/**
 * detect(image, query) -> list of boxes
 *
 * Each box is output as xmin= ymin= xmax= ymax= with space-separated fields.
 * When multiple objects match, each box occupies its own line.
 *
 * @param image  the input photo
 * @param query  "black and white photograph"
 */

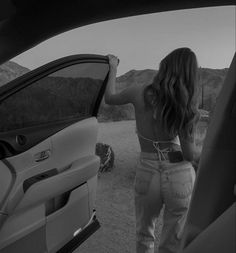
xmin=0 ymin=1 xmax=235 ymax=253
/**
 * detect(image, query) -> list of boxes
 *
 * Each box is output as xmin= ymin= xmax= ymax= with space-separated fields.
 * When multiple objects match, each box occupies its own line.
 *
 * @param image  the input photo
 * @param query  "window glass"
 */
xmin=0 ymin=62 xmax=108 ymax=132
xmin=0 ymin=6 xmax=234 ymax=153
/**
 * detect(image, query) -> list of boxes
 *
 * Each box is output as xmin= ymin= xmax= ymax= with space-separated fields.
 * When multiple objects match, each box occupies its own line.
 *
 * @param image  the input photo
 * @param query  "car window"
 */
xmin=0 ymin=5 xmax=235 ymax=253
xmin=0 ymin=62 xmax=108 ymax=132
xmin=0 ymin=6 xmax=234 ymax=152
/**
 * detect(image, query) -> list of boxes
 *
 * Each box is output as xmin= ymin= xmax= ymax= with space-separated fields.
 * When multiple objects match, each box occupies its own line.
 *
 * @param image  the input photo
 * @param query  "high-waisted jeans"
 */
xmin=134 ymin=152 xmax=195 ymax=253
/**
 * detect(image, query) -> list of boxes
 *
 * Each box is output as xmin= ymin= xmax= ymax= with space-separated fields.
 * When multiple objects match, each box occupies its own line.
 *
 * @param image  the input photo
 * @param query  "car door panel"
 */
xmin=0 ymin=162 xmax=14 ymax=209
xmin=3 ymin=117 xmax=98 ymax=176
xmin=181 ymin=203 xmax=236 ymax=253
xmin=46 ymin=183 xmax=90 ymax=253
xmin=0 ymin=118 xmax=81 ymax=157
xmin=0 ymin=138 xmax=53 ymax=214
xmin=0 ymin=55 xmax=109 ymax=252
xmin=12 ymin=155 xmax=99 ymax=214
xmin=0 ymin=204 xmax=46 ymax=250
xmin=180 ymin=53 xmax=236 ymax=251
xmin=0 ymin=117 xmax=100 ymax=251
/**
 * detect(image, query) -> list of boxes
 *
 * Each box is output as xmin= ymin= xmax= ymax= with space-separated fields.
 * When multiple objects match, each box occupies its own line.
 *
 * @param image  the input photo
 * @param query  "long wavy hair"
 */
xmin=144 ymin=47 xmax=200 ymax=138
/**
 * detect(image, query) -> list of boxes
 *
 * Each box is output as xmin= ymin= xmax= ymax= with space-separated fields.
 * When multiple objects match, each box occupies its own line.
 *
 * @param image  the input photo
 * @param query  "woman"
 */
xmin=105 ymin=48 xmax=200 ymax=253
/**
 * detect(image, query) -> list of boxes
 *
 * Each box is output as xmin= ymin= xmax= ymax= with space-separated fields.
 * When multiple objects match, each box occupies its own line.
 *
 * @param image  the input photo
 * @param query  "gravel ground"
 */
xmin=77 ymin=120 xmax=163 ymax=253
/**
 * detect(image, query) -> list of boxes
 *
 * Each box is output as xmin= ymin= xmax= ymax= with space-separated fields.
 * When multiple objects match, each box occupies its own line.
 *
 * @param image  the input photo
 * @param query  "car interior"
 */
xmin=0 ymin=0 xmax=235 ymax=253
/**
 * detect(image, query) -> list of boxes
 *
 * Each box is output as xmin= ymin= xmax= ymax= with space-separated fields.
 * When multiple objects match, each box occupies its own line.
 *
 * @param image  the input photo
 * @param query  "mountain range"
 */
xmin=0 ymin=61 xmax=228 ymax=121
xmin=0 ymin=61 xmax=29 ymax=86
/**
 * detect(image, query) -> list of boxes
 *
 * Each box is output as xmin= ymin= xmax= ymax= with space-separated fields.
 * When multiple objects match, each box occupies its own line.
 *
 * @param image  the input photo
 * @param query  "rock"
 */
xmin=96 ymin=143 xmax=115 ymax=172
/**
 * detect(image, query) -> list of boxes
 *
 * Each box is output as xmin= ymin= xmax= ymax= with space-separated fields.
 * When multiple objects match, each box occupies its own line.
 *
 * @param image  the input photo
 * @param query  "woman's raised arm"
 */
xmin=105 ymin=54 xmax=136 ymax=105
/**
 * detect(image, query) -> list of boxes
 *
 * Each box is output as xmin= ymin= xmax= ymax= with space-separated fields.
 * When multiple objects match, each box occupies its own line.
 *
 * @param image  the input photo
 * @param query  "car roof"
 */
xmin=0 ymin=0 xmax=235 ymax=64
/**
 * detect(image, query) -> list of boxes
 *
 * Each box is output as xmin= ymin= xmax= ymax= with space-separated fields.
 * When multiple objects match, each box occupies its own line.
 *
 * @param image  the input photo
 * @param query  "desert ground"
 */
xmin=77 ymin=120 xmax=207 ymax=253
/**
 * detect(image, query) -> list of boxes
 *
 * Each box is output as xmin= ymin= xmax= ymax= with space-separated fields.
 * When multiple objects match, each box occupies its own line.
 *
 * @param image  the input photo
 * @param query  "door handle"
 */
xmin=34 ymin=150 xmax=51 ymax=162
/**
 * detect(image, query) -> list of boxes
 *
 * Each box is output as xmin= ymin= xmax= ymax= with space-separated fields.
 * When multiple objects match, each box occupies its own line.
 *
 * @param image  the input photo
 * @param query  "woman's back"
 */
xmin=132 ymin=83 xmax=181 ymax=153
xmin=104 ymin=48 xmax=200 ymax=162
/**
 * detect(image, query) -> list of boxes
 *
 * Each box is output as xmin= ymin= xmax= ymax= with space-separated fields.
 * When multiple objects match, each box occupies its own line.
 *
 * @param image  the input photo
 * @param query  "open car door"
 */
xmin=0 ymin=54 xmax=109 ymax=253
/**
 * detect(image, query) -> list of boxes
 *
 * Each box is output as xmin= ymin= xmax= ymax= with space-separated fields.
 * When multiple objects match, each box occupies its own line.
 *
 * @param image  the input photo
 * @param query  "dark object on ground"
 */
xmin=96 ymin=143 xmax=115 ymax=172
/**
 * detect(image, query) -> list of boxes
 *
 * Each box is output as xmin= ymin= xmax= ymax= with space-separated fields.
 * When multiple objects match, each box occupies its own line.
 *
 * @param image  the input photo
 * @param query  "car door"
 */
xmin=180 ymin=53 xmax=236 ymax=253
xmin=0 ymin=54 xmax=109 ymax=253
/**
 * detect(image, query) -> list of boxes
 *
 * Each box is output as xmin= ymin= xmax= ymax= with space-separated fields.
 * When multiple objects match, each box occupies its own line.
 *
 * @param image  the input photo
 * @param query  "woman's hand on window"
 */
xmin=107 ymin=54 xmax=119 ymax=70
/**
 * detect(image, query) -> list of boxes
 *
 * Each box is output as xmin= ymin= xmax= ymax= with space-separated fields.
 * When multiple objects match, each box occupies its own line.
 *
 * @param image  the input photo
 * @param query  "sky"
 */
xmin=13 ymin=6 xmax=235 ymax=76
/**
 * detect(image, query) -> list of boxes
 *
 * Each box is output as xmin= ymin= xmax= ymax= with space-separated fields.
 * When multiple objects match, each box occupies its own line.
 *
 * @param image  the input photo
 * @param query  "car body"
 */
xmin=0 ymin=1 xmax=235 ymax=253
